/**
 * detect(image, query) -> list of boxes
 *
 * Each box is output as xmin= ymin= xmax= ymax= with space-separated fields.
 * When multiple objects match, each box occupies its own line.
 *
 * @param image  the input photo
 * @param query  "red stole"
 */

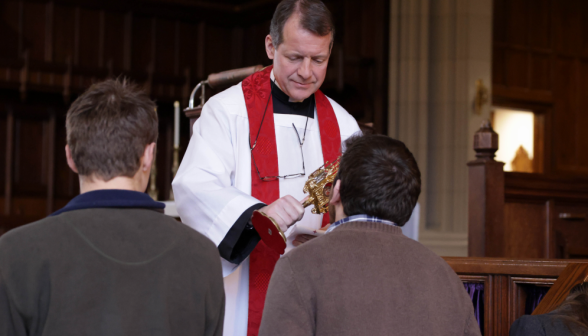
xmin=242 ymin=65 xmax=341 ymax=335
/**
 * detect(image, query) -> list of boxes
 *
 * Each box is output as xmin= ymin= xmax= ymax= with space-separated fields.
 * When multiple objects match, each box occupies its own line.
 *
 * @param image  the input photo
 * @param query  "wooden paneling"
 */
xmin=77 ymin=8 xmax=101 ymax=67
xmin=103 ymin=11 xmax=126 ymax=70
xmin=0 ymin=116 xmax=6 ymax=194
xmin=53 ymin=5 xmax=76 ymax=64
xmin=554 ymin=204 xmax=588 ymax=258
xmin=503 ymin=202 xmax=549 ymax=258
xmin=12 ymin=118 xmax=46 ymax=196
xmin=22 ymin=1 xmax=46 ymax=62
xmin=493 ymin=0 xmax=588 ymax=175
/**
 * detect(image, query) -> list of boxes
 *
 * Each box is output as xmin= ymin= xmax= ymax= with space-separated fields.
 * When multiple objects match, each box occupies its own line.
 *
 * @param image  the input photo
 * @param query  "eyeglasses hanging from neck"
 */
xmin=250 ymin=80 xmax=312 ymax=181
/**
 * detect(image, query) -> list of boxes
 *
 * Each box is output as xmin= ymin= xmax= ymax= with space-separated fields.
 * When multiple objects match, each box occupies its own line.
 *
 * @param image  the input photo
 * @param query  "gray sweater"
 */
xmin=259 ymin=221 xmax=481 ymax=336
xmin=0 ymin=208 xmax=224 ymax=336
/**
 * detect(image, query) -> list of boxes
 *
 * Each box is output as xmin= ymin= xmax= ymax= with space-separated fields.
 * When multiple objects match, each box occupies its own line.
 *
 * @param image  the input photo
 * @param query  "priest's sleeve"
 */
xmin=258 ymin=256 xmax=314 ymax=336
xmin=172 ymin=95 xmax=266 ymax=272
xmin=0 ymin=270 xmax=27 ymax=336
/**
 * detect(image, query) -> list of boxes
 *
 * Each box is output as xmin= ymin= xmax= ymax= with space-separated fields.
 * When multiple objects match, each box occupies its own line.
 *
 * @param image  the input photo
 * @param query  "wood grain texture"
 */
xmin=493 ymin=0 xmax=588 ymax=175
xmin=532 ymin=263 xmax=588 ymax=315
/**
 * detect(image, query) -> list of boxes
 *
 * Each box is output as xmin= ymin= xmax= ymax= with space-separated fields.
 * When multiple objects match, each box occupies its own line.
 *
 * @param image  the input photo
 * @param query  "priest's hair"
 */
xmin=337 ymin=135 xmax=421 ymax=226
xmin=270 ymin=0 xmax=335 ymax=47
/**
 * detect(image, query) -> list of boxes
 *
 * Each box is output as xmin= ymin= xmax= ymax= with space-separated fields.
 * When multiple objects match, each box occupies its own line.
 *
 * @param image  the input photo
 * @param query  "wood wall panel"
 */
xmin=493 ymin=0 xmax=588 ymax=175
xmin=178 ymin=21 xmax=199 ymax=74
xmin=78 ymin=8 xmax=101 ymax=68
xmin=12 ymin=118 xmax=46 ymax=196
xmin=577 ymin=61 xmax=588 ymax=168
xmin=0 ymin=1 xmax=20 ymax=59
xmin=504 ymin=50 xmax=528 ymax=88
xmin=103 ymin=11 xmax=126 ymax=71
xmin=22 ymin=2 xmax=46 ymax=62
xmin=155 ymin=18 xmax=176 ymax=76
xmin=553 ymin=0 xmax=581 ymax=55
xmin=53 ymin=5 xmax=75 ymax=64
xmin=0 ymin=117 xmax=6 ymax=193
xmin=530 ymin=54 xmax=550 ymax=91
xmin=204 ymin=25 xmax=233 ymax=75
xmin=505 ymin=0 xmax=528 ymax=46
xmin=131 ymin=15 xmax=153 ymax=73
xmin=503 ymin=202 xmax=549 ymax=258
xmin=528 ymin=0 xmax=551 ymax=49
xmin=242 ymin=21 xmax=272 ymax=68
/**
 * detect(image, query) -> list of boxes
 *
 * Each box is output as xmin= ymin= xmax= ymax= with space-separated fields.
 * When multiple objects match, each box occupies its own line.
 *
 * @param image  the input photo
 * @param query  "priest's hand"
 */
xmin=259 ymin=195 xmax=305 ymax=233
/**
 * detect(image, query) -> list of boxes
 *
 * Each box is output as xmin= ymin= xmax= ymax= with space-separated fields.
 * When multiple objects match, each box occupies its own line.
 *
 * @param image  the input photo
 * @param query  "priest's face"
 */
xmin=265 ymin=14 xmax=332 ymax=102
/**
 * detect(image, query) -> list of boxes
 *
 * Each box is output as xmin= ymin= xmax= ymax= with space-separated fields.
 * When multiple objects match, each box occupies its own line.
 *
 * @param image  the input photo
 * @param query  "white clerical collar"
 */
xmin=270 ymin=70 xmax=304 ymax=103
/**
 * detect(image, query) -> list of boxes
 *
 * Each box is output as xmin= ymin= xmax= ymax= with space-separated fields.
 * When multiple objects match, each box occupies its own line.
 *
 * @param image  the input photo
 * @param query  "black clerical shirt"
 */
xmin=217 ymin=81 xmax=316 ymax=265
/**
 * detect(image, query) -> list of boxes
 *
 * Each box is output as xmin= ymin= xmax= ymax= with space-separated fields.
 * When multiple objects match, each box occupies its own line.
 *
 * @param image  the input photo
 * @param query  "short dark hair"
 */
xmin=270 ymin=0 xmax=335 ymax=47
xmin=66 ymin=78 xmax=158 ymax=181
xmin=337 ymin=135 xmax=421 ymax=226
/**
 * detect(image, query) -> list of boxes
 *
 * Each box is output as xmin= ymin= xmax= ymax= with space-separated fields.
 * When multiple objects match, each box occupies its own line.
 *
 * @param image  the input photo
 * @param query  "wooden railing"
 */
xmin=444 ymin=257 xmax=588 ymax=336
xmin=532 ymin=263 xmax=588 ymax=315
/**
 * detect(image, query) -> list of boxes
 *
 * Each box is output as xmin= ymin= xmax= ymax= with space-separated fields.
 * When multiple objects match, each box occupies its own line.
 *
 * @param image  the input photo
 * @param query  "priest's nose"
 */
xmin=297 ymin=58 xmax=312 ymax=80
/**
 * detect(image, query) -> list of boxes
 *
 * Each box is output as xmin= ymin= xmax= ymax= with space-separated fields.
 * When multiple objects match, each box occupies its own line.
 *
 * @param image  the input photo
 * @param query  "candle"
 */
xmin=174 ymin=101 xmax=180 ymax=148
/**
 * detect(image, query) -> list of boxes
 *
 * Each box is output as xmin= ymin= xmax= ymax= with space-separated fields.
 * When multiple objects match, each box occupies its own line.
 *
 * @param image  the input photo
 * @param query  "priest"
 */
xmin=172 ymin=1 xmax=360 ymax=335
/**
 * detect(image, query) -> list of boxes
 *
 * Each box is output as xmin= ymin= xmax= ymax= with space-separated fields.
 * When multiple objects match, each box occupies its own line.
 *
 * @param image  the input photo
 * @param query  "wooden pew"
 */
xmin=444 ymin=257 xmax=588 ymax=336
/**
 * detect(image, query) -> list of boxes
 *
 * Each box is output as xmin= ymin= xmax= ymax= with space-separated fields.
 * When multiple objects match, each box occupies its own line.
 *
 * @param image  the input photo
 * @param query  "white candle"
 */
xmin=174 ymin=101 xmax=180 ymax=148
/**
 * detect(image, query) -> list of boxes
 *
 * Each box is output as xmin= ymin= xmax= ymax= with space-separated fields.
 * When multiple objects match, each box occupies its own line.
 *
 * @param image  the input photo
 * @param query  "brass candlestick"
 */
xmin=169 ymin=145 xmax=179 ymax=200
xmin=148 ymin=162 xmax=159 ymax=201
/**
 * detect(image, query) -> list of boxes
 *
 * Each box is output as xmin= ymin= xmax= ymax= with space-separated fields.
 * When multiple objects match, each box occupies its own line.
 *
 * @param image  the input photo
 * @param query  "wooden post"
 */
xmin=467 ymin=120 xmax=505 ymax=257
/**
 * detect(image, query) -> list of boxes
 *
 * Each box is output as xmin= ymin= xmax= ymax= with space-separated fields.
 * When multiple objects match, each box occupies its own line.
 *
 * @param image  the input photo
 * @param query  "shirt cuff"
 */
xmin=218 ymin=203 xmax=265 ymax=265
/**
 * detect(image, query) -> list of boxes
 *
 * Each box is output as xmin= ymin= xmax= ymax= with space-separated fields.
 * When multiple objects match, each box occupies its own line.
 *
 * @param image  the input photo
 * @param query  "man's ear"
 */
xmin=329 ymin=179 xmax=342 ymax=205
xmin=65 ymin=145 xmax=78 ymax=174
xmin=142 ymin=143 xmax=156 ymax=172
xmin=265 ymin=35 xmax=275 ymax=60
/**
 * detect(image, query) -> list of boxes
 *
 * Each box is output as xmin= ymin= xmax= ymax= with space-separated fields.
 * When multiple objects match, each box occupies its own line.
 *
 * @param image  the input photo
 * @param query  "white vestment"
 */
xmin=172 ymin=79 xmax=360 ymax=336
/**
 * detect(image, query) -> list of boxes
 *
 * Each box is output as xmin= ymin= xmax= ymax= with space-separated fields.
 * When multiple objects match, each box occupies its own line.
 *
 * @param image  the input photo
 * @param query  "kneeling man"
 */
xmin=0 ymin=79 xmax=224 ymax=336
xmin=259 ymin=135 xmax=481 ymax=336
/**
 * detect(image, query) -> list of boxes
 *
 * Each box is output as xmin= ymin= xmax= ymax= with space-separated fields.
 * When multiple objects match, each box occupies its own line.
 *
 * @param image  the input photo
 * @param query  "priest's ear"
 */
xmin=65 ymin=145 xmax=79 ymax=174
xmin=265 ymin=35 xmax=276 ymax=60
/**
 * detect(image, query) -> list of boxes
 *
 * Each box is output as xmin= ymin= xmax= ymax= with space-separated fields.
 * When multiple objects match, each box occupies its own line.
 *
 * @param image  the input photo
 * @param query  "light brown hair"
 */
xmin=66 ymin=78 xmax=157 ymax=181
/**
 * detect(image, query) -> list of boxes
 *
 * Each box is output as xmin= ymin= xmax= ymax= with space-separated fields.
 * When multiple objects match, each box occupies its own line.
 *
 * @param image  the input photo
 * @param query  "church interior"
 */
xmin=1 ymin=0 xmax=588 ymax=334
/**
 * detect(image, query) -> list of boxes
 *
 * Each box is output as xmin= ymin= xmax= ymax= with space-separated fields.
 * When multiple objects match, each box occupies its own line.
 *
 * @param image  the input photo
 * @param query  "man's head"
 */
xmin=265 ymin=0 xmax=334 ymax=102
xmin=65 ymin=78 xmax=158 ymax=193
xmin=329 ymin=135 xmax=421 ymax=226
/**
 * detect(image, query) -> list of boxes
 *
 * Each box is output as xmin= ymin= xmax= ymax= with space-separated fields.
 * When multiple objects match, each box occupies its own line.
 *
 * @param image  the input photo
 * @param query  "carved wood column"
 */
xmin=467 ymin=120 xmax=504 ymax=257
